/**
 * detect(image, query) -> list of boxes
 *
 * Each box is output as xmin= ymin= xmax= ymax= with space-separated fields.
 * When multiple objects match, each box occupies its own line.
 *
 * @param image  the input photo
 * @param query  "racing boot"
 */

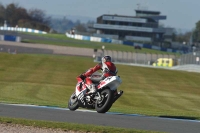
xmin=88 ymin=84 xmax=97 ymax=94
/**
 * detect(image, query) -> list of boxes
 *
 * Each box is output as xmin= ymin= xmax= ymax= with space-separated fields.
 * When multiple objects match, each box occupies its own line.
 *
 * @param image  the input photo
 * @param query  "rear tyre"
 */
xmin=95 ymin=89 xmax=113 ymax=113
xmin=68 ymin=92 xmax=79 ymax=111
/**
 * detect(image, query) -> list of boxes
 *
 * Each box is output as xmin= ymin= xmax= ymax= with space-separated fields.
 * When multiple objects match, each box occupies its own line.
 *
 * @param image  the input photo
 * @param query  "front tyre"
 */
xmin=95 ymin=89 xmax=113 ymax=113
xmin=68 ymin=92 xmax=79 ymax=111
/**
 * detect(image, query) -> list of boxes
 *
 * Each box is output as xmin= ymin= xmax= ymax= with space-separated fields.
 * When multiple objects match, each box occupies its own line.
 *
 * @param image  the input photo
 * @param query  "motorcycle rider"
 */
xmin=77 ymin=55 xmax=118 ymax=94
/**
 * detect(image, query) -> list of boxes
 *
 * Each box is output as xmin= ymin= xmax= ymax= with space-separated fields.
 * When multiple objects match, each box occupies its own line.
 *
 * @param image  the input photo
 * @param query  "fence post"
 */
xmin=156 ymin=53 xmax=158 ymax=60
xmin=117 ymin=51 xmax=118 ymax=62
xmin=112 ymin=50 xmax=114 ymax=61
xmin=122 ymin=51 xmax=124 ymax=63
xmin=132 ymin=52 xmax=134 ymax=63
xmin=127 ymin=51 xmax=128 ymax=63
xmin=135 ymin=51 xmax=138 ymax=64
xmin=184 ymin=54 xmax=187 ymax=65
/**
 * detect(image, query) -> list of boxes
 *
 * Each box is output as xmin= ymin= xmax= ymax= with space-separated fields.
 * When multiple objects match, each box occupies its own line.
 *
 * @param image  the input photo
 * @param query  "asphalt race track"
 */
xmin=0 ymin=103 xmax=199 ymax=133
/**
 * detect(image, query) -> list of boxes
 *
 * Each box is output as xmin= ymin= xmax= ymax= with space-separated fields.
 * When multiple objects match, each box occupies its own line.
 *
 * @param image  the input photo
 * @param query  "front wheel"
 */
xmin=68 ymin=92 xmax=79 ymax=111
xmin=95 ymin=89 xmax=113 ymax=113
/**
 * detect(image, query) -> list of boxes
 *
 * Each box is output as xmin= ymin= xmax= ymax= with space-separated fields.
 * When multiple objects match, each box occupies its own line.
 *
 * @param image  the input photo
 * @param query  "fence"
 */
xmin=179 ymin=51 xmax=200 ymax=65
xmin=95 ymin=49 xmax=200 ymax=67
xmin=95 ymin=49 xmax=178 ymax=66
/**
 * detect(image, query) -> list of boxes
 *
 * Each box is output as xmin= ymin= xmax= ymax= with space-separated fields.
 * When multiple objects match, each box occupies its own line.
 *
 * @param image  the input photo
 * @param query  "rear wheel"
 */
xmin=68 ymin=92 xmax=79 ymax=111
xmin=95 ymin=89 xmax=113 ymax=113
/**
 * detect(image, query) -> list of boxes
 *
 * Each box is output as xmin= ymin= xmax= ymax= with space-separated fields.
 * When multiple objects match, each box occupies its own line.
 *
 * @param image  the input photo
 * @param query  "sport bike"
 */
xmin=68 ymin=72 xmax=123 ymax=113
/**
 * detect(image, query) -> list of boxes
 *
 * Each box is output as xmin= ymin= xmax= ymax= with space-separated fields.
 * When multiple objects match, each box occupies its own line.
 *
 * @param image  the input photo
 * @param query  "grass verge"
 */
xmin=20 ymin=32 xmax=179 ymax=55
xmin=0 ymin=53 xmax=199 ymax=120
xmin=0 ymin=117 xmax=162 ymax=133
xmin=0 ymin=52 xmax=199 ymax=133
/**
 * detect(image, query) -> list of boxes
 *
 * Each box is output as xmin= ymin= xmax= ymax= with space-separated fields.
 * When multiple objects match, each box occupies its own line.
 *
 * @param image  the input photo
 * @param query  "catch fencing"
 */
xmin=95 ymin=50 xmax=178 ymax=65
xmin=179 ymin=51 xmax=200 ymax=65
xmin=95 ymin=49 xmax=200 ymax=66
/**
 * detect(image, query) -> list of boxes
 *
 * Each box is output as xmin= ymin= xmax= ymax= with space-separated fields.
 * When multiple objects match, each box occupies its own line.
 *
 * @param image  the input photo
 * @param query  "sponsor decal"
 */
xmin=97 ymin=81 xmax=106 ymax=89
xmin=78 ymin=92 xmax=85 ymax=105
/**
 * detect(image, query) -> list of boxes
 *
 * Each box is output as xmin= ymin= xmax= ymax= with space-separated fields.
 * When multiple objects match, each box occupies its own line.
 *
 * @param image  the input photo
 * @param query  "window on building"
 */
xmin=115 ymin=21 xmax=119 ymax=25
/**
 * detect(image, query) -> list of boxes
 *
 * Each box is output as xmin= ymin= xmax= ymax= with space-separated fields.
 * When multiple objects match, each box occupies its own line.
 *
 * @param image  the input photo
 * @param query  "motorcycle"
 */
xmin=68 ymin=72 xmax=123 ymax=113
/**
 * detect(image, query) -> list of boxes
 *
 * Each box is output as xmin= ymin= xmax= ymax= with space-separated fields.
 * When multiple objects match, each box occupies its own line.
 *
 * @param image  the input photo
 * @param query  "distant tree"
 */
xmin=27 ymin=8 xmax=51 ymax=31
xmin=3 ymin=3 xmax=29 ymax=26
xmin=184 ymin=32 xmax=192 ymax=43
xmin=0 ymin=3 xmax=50 ymax=31
xmin=0 ymin=4 xmax=5 ymax=25
xmin=18 ymin=19 xmax=32 ymax=28
xmin=0 ymin=2 xmax=96 ymax=33
xmin=74 ymin=20 xmax=81 ymax=25
xmin=87 ymin=20 xmax=95 ymax=24
xmin=171 ymin=32 xmax=176 ymax=41
xmin=75 ymin=23 xmax=87 ymax=32
xmin=49 ymin=17 xmax=75 ymax=33
xmin=28 ymin=8 xmax=50 ymax=25
xmin=73 ymin=20 xmax=96 ymax=33
xmin=86 ymin=20 xmax=96 ymax=34
xmin=193 ymin=20 xmax=200 ymax=42
xmin=5 ymin=3 xmax=19 ymax=26
xmin=172 ymin=29 xmax=192 ymax=44
xmin=175 ymin=32 xmax=192 ymax=44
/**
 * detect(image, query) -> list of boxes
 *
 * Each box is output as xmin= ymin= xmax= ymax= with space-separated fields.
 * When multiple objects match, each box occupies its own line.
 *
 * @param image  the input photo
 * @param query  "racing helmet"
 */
xmin=101 ymin=55 xmax=112 ymax=63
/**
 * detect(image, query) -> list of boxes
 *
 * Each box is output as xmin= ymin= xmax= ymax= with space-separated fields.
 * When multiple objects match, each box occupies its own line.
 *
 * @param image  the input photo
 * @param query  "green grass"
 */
xmin=21 ymin=32 xmax=178 ymax=55
xmin=0 ymin=53 xmax=199 ymax=133
xmin=0 ymin=53 xmax=199 ymax=120
xmin=0 ymin=117 xmax=162 ymax=133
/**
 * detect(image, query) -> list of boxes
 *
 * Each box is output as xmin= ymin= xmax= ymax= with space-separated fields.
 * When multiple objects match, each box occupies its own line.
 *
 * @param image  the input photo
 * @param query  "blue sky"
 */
xmin=1 ymin=0 xmax=200 ymax=32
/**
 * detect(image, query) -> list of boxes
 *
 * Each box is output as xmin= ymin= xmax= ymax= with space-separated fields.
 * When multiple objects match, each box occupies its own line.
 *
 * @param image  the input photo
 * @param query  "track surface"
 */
xmin=0 ymin=104 xmax=199 ymax=133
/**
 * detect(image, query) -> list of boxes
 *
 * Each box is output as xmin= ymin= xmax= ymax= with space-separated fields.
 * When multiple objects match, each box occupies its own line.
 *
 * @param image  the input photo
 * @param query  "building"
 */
xmin=90 ymin=9 xmax=174 ymax=44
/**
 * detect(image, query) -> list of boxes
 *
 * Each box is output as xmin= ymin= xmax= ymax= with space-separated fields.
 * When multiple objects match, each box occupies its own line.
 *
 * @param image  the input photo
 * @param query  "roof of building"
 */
xmin=98 ymin=14 xmax=144 ymax=19
xmin=135 ymin=10 xmax=161 ymax=15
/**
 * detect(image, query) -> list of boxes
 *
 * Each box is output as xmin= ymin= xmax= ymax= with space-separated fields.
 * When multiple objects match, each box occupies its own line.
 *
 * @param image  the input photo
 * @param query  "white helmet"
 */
xmin=101 ymin=55 xmax=112 ymax=63
xmin=101 ymin=55 xmax=113 ymax=73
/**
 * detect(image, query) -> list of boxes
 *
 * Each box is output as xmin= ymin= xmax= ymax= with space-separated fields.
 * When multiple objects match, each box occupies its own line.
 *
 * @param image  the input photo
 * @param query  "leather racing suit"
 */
xmin=77 ymin=60 xmax=117 ymax=94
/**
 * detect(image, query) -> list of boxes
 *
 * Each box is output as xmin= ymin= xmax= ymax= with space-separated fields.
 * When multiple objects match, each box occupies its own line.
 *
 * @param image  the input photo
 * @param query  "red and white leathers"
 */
xmin=77 ymin=59 xmax=117 ymax=94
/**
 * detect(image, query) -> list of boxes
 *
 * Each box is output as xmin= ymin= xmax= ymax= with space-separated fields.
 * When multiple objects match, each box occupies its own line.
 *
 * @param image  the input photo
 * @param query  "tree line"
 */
xmin=172 ymin=20 xmax=200 ymax=45
xmin=49 ymin=18 xmax=94 ymax=34
xmin=0 ymin=3 xmax=94 ymax=33
xmin=1 ymin=2 xmax=200 ymax=45
xmin=0 ymin=3 xmax=51 ymax=32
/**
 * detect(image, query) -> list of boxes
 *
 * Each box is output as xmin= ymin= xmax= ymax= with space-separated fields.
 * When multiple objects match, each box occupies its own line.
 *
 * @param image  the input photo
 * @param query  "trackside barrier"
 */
xmin=4 ymin=35 xmax=16 ymax=41
xmin=82 ymin=36 xmax=90 ymax=41
xmin=65 ymin=33 xmax=189 ymax=53
xmin=90 ymin=36 xmax=101 ymax=42
xmin=0 ymin=35 xmax=21 ymax=42
xmin=0 ymin=26 xmax=47 ymax=34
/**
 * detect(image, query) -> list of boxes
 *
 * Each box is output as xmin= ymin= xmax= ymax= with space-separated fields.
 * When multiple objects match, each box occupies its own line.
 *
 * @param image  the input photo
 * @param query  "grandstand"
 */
xmin=89 ymin=9 xmax=173 ymax=45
